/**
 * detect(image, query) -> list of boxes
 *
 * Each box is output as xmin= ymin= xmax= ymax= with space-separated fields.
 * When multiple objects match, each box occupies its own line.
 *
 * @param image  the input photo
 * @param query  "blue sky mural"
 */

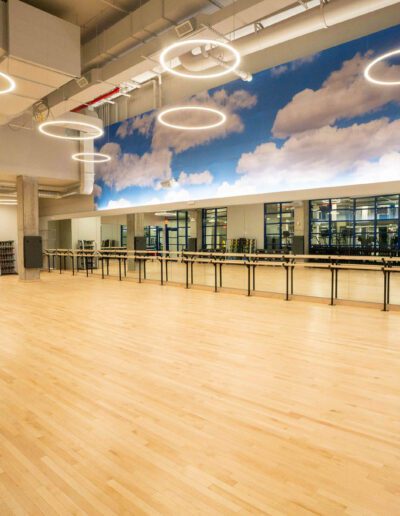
xmin=94 ymin=24 xmax=400 ymax=210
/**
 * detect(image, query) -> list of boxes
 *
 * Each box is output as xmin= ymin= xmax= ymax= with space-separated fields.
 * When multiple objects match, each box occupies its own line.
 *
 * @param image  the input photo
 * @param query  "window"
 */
xmin=202 ymin=208 xmax=227 ymax=250
xmin=264 ymin=202 xmax=295 ymax=251
xmin=165 ymin=211 xmax=190 ymax=251
xmin=309 ymin=195 xmax=400 ymax=254
xmin=145 ymin=226 xmax=162 ymax=250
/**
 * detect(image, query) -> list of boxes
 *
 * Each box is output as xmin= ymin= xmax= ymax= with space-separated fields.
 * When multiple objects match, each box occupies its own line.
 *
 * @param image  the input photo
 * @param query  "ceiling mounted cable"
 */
xmin=320 ymin=0 xmax=329 ymax=28
xmin=364 ymin=48 xmax=400 ymax=86
xmin=157 ymin=106 xmax=226 ymax=130
xmin=159 ymin=39 xmax=241 ymax=79
xmin=0 ymin=72 xmax=16 ymax=95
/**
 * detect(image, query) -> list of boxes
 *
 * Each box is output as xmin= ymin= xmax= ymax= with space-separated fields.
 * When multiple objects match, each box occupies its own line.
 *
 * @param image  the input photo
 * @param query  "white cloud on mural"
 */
xmin=226 ymin=117 xmax=400 ymax=194
xmin=116 ymin=89 xmax=257 ymax=154
xmin=96 ymin=142 xmax=172 ymax=191
xmin=271 ymin=53 xmax=320 ymax=77
xmin=105 ymin=198 xmax=132 ymax=209
xmin=178 ymin=170 xmax=213 ymax=186
xmin=273 ymin=51 xmax=400 ymax=137
xmin=93 ymin=183 xmax=102 ymax=198
xmin=151 ymin=89 xmax=257 ymax=154
xmin=117 ymin=113 xmax=154 ymax=139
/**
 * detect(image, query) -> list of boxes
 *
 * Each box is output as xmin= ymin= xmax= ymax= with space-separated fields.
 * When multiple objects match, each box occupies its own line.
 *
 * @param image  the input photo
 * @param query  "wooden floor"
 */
xmin=0 ymin=273 xmax=400 ymax=515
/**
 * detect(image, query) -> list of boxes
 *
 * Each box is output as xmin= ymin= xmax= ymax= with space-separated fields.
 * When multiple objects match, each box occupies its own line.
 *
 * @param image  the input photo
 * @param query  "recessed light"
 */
xmin=160 ymin=39 xmax=241 ymax=79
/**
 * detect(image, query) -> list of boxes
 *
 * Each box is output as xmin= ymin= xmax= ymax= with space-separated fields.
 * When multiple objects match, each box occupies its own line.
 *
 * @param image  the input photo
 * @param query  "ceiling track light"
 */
xmin=364 ymin=48 xmax=400 ymax=86
xmin=72 ymin=152 xmax=111 ymax=163
xmin=160 ymin=38 xmax=241 ymax=79
xmin=38 ymin=120 xmax=104 ymax=141
xmin=157 ymin=106 xmax=226 ymax=130
xmin=0 ymin=71 xmax=16 ymax=94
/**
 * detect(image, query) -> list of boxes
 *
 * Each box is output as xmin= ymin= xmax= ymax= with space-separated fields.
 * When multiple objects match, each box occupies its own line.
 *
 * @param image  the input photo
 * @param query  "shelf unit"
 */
xmin=229 ymin=238 xmax=257 ymax=253
xmin=77 ymin=240 xmax=97 ymax=270
xmin=0 ymin=240 xmax=16 ymax=275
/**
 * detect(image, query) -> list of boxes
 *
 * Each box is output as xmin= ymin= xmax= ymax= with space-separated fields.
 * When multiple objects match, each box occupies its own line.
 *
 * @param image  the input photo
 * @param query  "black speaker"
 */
xmin=134 ymin=236 xmax=146 ymax=250
xmin=292 ymin=236 xmax=304 ymax=254
xmin=24 ymin=236 xmax=43 ymax=268
xmin=187 ymin=238 xmax=197 ymax=252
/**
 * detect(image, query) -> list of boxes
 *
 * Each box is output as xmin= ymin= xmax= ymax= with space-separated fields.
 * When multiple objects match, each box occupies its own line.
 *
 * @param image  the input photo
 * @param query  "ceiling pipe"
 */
xmin=72 ymin=87 xmax=121 ymax=113
xmin=43 ymin=0 xmax=399 ymax=116
xmin=174 ymin=0 xmax=400 ymax=73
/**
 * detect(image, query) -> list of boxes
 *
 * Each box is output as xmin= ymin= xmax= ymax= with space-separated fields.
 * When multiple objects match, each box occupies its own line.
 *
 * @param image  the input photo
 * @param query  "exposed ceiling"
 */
xmin=1 ymin=0 xmax=400 ymax=194
xmin=20 ymin=0 xmax=150 ymax=43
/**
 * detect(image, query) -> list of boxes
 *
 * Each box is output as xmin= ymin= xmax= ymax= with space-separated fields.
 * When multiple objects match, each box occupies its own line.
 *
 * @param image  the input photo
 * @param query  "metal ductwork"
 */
xmin=175 ymin=0 xmax=400 ymax=73
xmin=43 ymin=0 xmax=400 ymax=117
xmin=0 ymin=0 xmax=80 ymax=126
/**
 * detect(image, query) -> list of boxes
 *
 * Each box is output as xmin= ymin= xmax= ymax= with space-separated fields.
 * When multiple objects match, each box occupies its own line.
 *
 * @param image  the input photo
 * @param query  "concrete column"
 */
xmin=16 ymin=175 xmax=40 ymax=280
xmin=127 ymin=213 xmax=145 ymax=271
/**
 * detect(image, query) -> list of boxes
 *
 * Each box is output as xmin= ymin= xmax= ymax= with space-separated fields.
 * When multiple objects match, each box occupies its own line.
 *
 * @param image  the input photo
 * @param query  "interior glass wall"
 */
xmin=202 ymin=208 xmax=227 ymax=250
xmin=264 ymin=202 xmax=295 ymax=251
xmin=310 ymin=195 xmax=400 ymax=254
xmin=145 ymin=211 xmax=190 ymax=251
xmin=145 ymin=226 xmax=163 ymax=250
xmin=165 ymin=210 xmax=190 ymax=251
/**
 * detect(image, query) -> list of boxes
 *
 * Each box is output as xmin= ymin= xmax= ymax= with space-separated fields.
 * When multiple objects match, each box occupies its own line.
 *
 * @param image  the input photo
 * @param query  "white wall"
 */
xmin=227 ymin=204 xmax=264 ymax=249
xmin=0 ymin=204 xmax=18 ymax=271
xmin=71 ymin=217 xmax=101 ymax=249
xmin=0 ymin=125 xmax=79 ymax=183
xmin=100 ymin=215 xmax=127 ymax=246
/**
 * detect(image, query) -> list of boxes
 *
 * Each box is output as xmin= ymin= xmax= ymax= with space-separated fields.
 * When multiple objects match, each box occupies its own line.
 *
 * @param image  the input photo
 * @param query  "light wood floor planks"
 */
xmin=0 ymin=272 xmax=399 ymax=515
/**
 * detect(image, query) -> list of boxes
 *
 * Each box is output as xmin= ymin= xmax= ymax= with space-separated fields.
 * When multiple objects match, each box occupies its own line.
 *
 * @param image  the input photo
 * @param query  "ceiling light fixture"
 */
xmin=72 ymin=152 xmax=111 ymax=163
xmin=364 ymin=48 xmax=400 ymax=85
xmin=0 ymin=71 xmax=16 ymax=94
xmin=160 ymin=38 xmax=241 ymax=79
xmin=39 ymin=120 xmax=104 ymax=140
xmin=157 ymin=106 xmax=226 ymax=130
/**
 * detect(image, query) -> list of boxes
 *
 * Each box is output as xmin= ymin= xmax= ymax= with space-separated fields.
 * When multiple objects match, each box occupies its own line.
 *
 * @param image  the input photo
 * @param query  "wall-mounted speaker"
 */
xmin=134 ymin=236 xmax=146 ymax=251
xmin=24 ymin=236 xmax=43 ymax=268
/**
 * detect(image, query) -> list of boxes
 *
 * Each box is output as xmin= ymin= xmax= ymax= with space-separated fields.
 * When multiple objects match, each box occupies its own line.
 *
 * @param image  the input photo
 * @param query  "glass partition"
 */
xmin=264 ymin=202 xmax=295 ymax=251
xmin=310 ymin=195 xmax=400 ymax=254
xmin=202 ymin=208 xmax=227 ymax=250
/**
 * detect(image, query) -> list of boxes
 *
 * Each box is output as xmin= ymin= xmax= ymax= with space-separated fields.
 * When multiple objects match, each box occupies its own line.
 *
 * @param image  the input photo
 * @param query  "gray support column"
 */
xmin=127 ymin=213 xmax=145 ymax=271
xmin=17 ymin=175 xmax=40 ymax=281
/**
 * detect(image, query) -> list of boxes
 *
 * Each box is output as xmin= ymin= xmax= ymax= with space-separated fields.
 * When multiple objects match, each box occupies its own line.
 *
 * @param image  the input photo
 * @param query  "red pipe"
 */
xmin=71 ymin=87 xmax=120 ymax=112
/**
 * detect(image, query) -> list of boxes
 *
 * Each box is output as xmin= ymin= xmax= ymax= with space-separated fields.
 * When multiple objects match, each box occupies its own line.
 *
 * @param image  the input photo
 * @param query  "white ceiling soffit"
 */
xmin=0 ymin=0 xmax=80 ymax=126
xmin=21 ymin=0 xmax=151 ymax=44
xmin=44 ymin=0 xmax=400 ymax=118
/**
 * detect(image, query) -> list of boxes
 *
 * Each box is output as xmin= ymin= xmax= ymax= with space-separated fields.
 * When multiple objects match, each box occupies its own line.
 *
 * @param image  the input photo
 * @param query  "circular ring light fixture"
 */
xmin=364 ymin=48 xmax=400 ymax=85
xmin=157 ymin=106 xmax=226 ymax=130
xmin=160 ymin=38 xmax=241 ymax=79
xmin=39 ymin=120 xmax=104 ymax=140
xmin=0 ymin=72 xmax=16 ymax=94
xmin=72 ymin=152 xmax=111 ymax=163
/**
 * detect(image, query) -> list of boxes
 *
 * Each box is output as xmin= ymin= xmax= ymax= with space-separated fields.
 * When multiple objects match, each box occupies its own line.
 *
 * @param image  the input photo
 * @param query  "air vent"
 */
xmin=175 ymin=19 xmax=196 ymax=38
xmin=160 ymin=179 xmax=176 ymax=189
xmin=76 ymin=76 xmax=89 ymax=88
